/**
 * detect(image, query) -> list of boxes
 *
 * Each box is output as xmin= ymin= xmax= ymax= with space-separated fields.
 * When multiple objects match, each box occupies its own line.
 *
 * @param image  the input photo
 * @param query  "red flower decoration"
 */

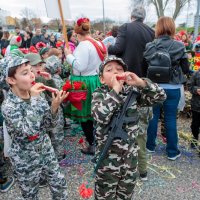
xmin=73 ymin=82 xmax=83 ymax=90
xmin=20 ymin=48 xmax=29 ymax=54
xmin=29 ymin=46 xmax=38 ymax=53
xmin=56 ymin=41 xmax=63 ymax=48
xmin=16 ymin=36 xmax=22 ymax=43
xmin=62 ymin=80 xmax=86 ymax=91
xmin=78 ymin=138 xmax=84 ymax=144
xmin=62 ymin=80 xmax=87 ymax=110
xmin=36 ymin=42 xmax=46 ymax=50
xmin=79 ymin=183 xmax=93 ymax=199
xmin=77 ymin=18 xmax=90 ymax=26
xmin=62 ymin=81 xmax=73 ymax=91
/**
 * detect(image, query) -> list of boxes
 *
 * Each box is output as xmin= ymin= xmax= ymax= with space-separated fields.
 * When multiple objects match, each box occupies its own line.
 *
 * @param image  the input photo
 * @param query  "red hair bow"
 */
xmin=77 ymin=18 xmax=90 ymax=26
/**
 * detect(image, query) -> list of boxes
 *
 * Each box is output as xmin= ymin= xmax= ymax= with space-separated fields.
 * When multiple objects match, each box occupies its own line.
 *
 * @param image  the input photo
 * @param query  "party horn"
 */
xmin=32 ymin=81 xmax=58 ymax=93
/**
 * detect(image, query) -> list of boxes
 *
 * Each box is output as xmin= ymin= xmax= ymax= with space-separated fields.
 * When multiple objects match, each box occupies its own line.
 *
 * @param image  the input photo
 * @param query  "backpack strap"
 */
xmin=167 ymin=40 xmax=175 ymax=52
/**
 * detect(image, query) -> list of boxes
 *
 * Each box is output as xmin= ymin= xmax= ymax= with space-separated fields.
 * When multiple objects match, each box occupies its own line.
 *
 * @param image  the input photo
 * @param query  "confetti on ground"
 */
xmin=1 ymin=116 xmax=200 ymax=200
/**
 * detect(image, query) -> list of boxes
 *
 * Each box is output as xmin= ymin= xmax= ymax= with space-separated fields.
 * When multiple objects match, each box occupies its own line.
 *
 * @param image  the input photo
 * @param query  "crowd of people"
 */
xmin=0 ymin=5 xmax=199 ymax=200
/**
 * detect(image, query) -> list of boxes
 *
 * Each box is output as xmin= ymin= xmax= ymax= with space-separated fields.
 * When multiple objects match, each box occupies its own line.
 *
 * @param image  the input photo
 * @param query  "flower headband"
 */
xmin=77 ymin=18 xmax=90 ymax=26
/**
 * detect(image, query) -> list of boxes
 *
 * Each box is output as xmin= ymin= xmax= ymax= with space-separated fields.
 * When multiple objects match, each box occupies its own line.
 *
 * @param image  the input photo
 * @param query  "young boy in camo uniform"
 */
xmin=45 ymin=55 xmax=64 ymax=89
xmin=1 ymin=56 xmax=68 ymax=199
xmin=92 ymin=56 xmax=166 ymax=200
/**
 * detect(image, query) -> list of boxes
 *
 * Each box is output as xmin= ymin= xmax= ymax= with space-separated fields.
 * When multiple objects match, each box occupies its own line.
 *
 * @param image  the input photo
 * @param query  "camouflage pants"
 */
xmin=95 ymin=149 xmax=138 ymax=200
xmin=136 ymin=133 xmax=147 ymax=174
xmin=9 ymin=135 xmax=68 ymax=200
xmin=49 ymin=107 xmax=65 ymax=160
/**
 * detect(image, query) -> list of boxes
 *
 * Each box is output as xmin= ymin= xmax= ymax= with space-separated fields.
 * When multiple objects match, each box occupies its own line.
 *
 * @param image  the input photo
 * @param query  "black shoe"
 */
xmin=81 ymin=145 xmax=95 ymax=155
xmin=140 ymin=172 xmax=148 ymax=181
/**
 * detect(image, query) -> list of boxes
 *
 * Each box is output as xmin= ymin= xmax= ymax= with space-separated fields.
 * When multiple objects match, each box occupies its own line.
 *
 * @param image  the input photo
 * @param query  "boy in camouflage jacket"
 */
xmin=1 ymin=56 xmax=68 ymax=199
xmin=92 ymin=56 xmax=166 ymax=200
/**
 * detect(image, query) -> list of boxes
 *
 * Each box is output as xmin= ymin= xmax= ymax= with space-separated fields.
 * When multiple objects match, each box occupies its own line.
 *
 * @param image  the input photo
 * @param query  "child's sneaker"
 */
xmin=0 ymin=176 xmax=15 ymax=193
xmin=140 ymin=172 xmax=148 ymax=181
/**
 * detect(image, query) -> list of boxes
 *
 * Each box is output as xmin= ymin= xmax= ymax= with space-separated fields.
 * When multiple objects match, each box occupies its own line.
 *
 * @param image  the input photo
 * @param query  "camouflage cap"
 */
xmin=6 ymin=56 xmax=29 ymax=78
xmin=24 ymin=53 xmax=44 ymax=66
xmin=99 ymin=56 xmax=127 ymax=76
xmin=45 ymin=55 xmax=61 ymax=74
xmin=0 ymin=56 xmax=13 ymax=88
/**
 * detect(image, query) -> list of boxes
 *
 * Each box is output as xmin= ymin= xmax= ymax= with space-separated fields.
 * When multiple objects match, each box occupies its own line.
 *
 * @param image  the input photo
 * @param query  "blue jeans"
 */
xmin=146 ymin=89 xmax=181 ymax=158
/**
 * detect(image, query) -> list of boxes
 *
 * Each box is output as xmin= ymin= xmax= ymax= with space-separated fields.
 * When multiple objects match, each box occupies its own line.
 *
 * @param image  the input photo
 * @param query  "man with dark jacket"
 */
xmin=108 ymin=6 xmax=154 ymax=77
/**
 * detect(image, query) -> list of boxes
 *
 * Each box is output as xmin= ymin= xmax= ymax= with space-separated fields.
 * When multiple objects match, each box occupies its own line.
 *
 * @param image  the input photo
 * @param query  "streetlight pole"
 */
xmin=102 ymin=0 xmax=105 ymax=34
xmin=194 ymin=0 xmax=200 ymax=41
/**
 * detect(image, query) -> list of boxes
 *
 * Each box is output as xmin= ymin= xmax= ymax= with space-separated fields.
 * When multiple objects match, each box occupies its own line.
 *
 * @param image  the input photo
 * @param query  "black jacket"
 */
xmin=108 ymin=20 xmax=154 ymax=77
xmin=0 ymin=39 xmax=9 ymax=49
xmin=144 ymin=35 xmax=189 ymax=84
xmin=31 ymin=35 xmax=49 ymax=46
xmin=188 ymin=70 xmax=200 ymax=112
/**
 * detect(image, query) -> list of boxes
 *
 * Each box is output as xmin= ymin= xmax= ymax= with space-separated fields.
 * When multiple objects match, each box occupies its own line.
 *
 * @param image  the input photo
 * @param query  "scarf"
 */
xmin=86 ymin=38 xmax=107 ymax=61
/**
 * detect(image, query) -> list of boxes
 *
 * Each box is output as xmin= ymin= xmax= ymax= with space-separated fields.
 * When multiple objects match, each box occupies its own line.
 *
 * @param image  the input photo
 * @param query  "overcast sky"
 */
xmin=0 ymin=0 xmax=196 ymax=25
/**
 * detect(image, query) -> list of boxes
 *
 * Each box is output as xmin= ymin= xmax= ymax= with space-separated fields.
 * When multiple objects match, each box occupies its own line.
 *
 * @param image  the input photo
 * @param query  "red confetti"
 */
xmin=27 ymin=134 xmax=39 ymax=141
xmin=79 ymin=183 xmax=93 ymax=199
xmin=78 ymin=138 xmax=84 ymax=144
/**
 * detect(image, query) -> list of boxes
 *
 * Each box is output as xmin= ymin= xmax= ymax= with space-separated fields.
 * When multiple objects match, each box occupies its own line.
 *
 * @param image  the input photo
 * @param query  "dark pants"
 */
xmin=191 ymin=110 xmax=200 ymax=141
xmin=81 ymin=120 xmax=94 ymax=145
xmin=147 ymin=88 xmax=181 ymax=158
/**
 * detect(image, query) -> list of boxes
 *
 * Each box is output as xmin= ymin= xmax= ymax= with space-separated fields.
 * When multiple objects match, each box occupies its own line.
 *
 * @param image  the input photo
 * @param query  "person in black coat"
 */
xmin=108 ymin=6 xmax=154 ymax=77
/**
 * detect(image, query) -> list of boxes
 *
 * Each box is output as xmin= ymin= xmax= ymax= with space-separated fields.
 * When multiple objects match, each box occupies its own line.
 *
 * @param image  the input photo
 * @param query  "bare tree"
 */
xmin=130 ymin=0 xmax=192 ymax=20
xmin=20 ymin=8 xmax=36 ymax=20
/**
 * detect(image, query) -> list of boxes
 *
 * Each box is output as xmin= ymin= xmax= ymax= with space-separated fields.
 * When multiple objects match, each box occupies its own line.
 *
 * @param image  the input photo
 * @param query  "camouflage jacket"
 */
xmin=92 ymin=79 xmax=166 ymax=157
xmin=52 ymin=74 xmax=64 ymax=90
xmin=1 ymin=90 xmax=59 ymax=152
xmin=188 ymin=69 xmax=200 ymax=112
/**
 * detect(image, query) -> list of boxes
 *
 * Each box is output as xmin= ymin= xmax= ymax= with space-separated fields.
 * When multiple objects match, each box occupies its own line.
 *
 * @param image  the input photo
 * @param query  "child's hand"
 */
xmin=51 ymin=90 xmax=69 ymax=114
xmin=30 ymin=83 xmax=45 ymax=97
xmin=124 ymin=72 xmax=147 ymax=88
xmin=111 ymin=74 xmax=125 ymax=94
xmin=197 ymin=89 xmax=200 ymax=95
